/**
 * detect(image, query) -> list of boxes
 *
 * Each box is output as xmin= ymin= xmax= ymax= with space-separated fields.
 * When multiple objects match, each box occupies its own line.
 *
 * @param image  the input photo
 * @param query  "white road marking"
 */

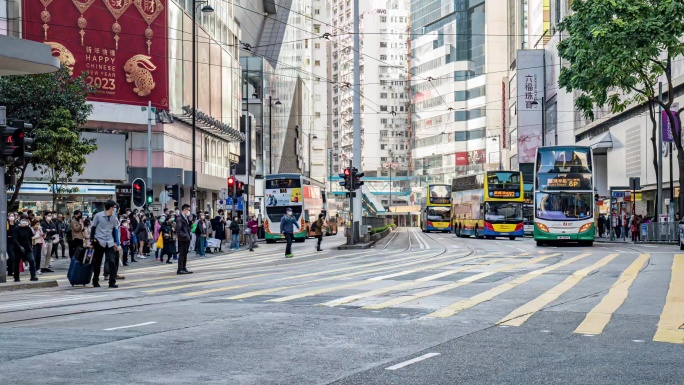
xmin=385 ymin=353 xmax=441 ymax=371
xmin=0 ymin=295 xmax=108 ymax=310
xmin=104 ymin=321 xmax=157 ymax=331
xmin=632 ymin=339 xmax=645 ymax=343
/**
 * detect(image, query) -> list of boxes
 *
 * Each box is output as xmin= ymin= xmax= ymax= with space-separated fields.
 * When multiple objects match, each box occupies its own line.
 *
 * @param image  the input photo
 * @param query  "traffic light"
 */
xmin=166 ymin=184 xmax=184 ymax=201
xmin=236 ymin=181 xmax=245 ymax=196
xmin=351 ymin=167 xmax=364 ymax=190
xmin=146 ymin=188 xmax=154 ymax=205
xmin=227 ymin=176 xmax=235 ymax=197
xmin=339 ymin=168 xmax=352 ymax=191
xmin=132 ymin=178 xmax=146 ymax=207
xmin=2 ymin=120 xmax=33 ymax=165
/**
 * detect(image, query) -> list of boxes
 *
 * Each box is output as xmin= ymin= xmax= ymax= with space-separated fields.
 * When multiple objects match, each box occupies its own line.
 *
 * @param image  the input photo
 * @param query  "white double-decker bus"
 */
xmin=534 ymin=146 xmax=595 ymax=247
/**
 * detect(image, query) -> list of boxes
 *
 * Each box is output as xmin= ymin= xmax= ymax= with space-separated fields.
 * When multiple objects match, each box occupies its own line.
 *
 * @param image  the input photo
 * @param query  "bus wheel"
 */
xmin=266 ymin=239 xmax=276 ymax=244
xmin=295 ymin=238 xmax=305 ymax=243
xmin=509 ymin=236 xmax=516 ymax=241
xmin=536 ymin=241 xmax=544 ymax=247
xmin=582 ymin=241 xmax=594 ymax=247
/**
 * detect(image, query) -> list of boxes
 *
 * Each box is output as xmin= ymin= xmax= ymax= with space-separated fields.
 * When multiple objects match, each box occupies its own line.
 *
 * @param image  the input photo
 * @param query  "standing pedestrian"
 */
xmin=32 ymin=220 xmax=50 ymax=273
xmin=154 ymin=215 xmax=163 ymax=260
xmin=89 ymin=200 xmax=121 ymax=288
xmin=12 ymin=215 xmax=38 ymax=282
xmin=70 ymin=210 xmax=85 ymax=257
xmin=134 ymin=214 xmax=148 ymax=259
xmin=211 ymin=210 xmax=226 ymax=252
xmin=120 ymin=219 xmax=131 ymax=266
xmin=195 ymin=212 xmax=208 ymax=256
xmin=175 ymin=204 xmax=193 ymax=275
xmin=229 ymin=217 xmax=240 ymax=251
xmin=279 ymin=208 xmax=300 ymax=258
xmin=597 ymin=214 xmax=605 ymax=238
xmin=41 ymin=212 xmax=57 ymax=269
xmin=53 ymin=214 xmax=67 ymax=259
xmin=160 ymin=216 xmax=176 ymax=264
xmin=6 ymin=212 xmax=17 ymax=279
xmin=247 ymin=216 xmax=258 ymax=252
xmin=313 ymin=213 xmax=325 ymax=252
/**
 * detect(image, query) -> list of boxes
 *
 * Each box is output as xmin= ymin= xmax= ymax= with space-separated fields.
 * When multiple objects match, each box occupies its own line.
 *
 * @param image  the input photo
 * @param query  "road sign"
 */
xmin=254 ymin=201 xmax=260 ymax=210
xmin=219 ymin=188 xmax=229 ymax=200
xmin=159 ymin=190 xmax=170 ymax=204
xmin=612 ymin=192 xmax=625 ymax=198
xmin=149 ymin=204 xmax=162 ymax=211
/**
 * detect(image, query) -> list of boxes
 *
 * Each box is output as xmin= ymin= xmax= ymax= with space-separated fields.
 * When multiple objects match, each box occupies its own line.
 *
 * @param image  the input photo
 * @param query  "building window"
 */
xmin=380 ymin=42 xmax=387 ymax=48
xmin=381 ymin=16 xmax=386 ymax=22
xmin=314 ymin=24 xmax=321 ymax=33
xmin=380 ymin=105 xmax=388 ymax=111
xmin=380 ymin=55 xmax=387 ymax=60
xmin=381 ymin=144 xmax=387 ymax=150
xmin=315 ymin=8 xmax=320 ymax=15
xmin=380 ymin=93 xmax=387 ymax=98
xmin=314 ymin=60 xmax=320 ymax=66
xmin=315 ymin=43 xmax=321 ymax=49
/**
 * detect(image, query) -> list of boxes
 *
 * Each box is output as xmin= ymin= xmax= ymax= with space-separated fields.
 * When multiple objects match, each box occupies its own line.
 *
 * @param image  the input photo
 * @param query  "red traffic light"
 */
xmin=228 ymin=177 xmax=235 ymax=185
xmin=134 ymin=183 xmax=141 ymax=190
xmin=344 ymin=169 xmax=350 ymax=176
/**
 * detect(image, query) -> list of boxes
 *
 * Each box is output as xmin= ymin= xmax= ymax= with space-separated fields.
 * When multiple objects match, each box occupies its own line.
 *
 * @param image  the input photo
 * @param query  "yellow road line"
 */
xmin=269 ymin=254 xmax=492 ymax=303
xmin=499 ymin=254 xmax=619 ymax=327
xmin=364 ymin=254 xmax=561 ymax=310
xmin=220 ymin=251 xmax=473 ymax=300
xmin=653 ymin=254 xmax=684 ymax=344
xmin=321 ymin=257 xmax=508 ymax=307
xmin=573 ymin=254 xmax=649 ymax=335
xmin=427 ymin=253 xmax=591 ymax=318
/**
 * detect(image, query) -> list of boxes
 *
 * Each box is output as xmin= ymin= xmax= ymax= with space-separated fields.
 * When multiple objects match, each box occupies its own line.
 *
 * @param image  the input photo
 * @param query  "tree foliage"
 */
xmin=33 ymin=109 xmax=98 ymax=211
xmin=0 ymin=64 xmax=96 ymax=210
xmin=557 ymin=0 xmax=684 ymax=216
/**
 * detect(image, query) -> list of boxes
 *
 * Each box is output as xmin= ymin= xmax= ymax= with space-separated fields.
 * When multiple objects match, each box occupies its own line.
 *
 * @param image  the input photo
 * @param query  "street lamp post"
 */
xmin=488 ymin=135 xmax=503 ymax=171
xmin=268 ymin=96 xmax=281 ymax=175
xmin=308 ymin=131 xmax=317 ymax=178
xmin=192 ymin=1 xmax=214 ymax=212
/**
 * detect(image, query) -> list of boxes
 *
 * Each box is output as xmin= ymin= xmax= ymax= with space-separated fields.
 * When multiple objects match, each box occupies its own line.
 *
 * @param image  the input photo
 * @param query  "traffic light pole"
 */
xmin=0 ymin=107 xmax=7 ymax=283
xmin=349 ymin=160 xmax=354 ymax=245
xmin=352 ymin=0 xmax=364 ymax=240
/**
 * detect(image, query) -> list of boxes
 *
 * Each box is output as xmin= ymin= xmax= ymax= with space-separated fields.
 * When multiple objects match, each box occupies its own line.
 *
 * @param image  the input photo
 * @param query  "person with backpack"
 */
xmin=229 ymin=217 xmax=240 ymax=251
xmin=279 ymin=208 xmax=300 ymax=258
xmin=12 ymin=214 xmax=38 ymax=282
xmin=313 ymin=213 xmax=325 ymax=252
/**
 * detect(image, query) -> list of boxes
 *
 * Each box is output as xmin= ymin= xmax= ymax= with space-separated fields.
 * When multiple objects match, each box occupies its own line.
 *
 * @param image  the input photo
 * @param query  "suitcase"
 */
xmin=206 ymin=238 xmax=221 ymax=249
xmin=67 ymin=254 xmax=93 ymax=286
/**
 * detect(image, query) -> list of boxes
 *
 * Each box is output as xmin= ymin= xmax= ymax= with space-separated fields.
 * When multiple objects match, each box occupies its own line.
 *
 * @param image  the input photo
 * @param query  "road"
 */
xmin=0 ymin=228 xmax=682 ymax=384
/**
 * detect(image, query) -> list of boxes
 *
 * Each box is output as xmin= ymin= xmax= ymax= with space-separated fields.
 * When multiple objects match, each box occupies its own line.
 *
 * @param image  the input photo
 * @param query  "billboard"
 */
xmin=23 ymin=0 xmax=169 ymax=109
xmin=517 ymin=50 xmax=544 ymax=164
xmin=455 ymin=150 xmax=486 ymax=166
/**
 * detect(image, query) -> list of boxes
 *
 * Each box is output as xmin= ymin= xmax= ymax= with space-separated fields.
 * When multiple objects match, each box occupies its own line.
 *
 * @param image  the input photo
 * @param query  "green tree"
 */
xmin=33 ymin=109 xmax=98 ymax=211
xmin=0 ymin=64 xmax=95 ymax=210
xmin=557 ymin=0 xmax=684 ymax=217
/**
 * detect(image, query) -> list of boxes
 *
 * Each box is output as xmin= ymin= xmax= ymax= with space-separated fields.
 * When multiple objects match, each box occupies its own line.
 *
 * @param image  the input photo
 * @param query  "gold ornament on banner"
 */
xmin=103 ymin=0 xmax=134 ymax=50
xmin=71 ymin=0 xmax=96 ymax=46
xmin=45 ymin=42 xmax=76 ymax=75
xmin=134 ymin=0 xmax=164 ymax=55
xmin=124 ymin=54 xmax=157 ymax=96
xmin=40 ymin=0 xmax=54 ymax=40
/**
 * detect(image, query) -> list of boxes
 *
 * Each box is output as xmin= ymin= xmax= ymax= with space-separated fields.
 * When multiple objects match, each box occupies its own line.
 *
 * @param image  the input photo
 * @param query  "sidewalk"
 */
xmin=594 ymin=236 xmax=678 ymax=245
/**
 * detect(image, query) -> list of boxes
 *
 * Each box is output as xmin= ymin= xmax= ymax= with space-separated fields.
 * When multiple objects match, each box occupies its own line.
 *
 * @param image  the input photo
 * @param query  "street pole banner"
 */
xmin=661 ymin=102 xmax=680 ymax=142
xmin=516 ymin=50 xmax=545 ymax=164
xmin=23 ymin=0 xmax=169 ymax=109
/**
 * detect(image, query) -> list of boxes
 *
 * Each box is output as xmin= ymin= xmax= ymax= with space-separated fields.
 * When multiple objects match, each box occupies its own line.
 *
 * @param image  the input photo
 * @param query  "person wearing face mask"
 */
xmin=175 ymin=204 xmax=193 ymax=274
xmin=134 ymin=214 xmax=148 ymax=259
xmin=228 ymin=216 xmax=241 ymax=251
xmin=119 ymin=219 xmax=131 ymax=265
xmin=247 ymin=216 xmax=259 ymax=252
xmin=40 ymin=211 xmax=57 ymax=270
xmin=31 ymin=219 xmax=51 ymax=273
xmin=160 ymin=216 xmax=176 ymax=263
xmin=89 ymin=200 xmax=121 ymax=288
xmin=52 ymin=214 xmax=67 ymax=259
xmin=70 ymin=210 xmax=85 ymax=258
xmin=195 ymin=212 xmax=208 ymax=256
xmin=12 ymin=215 xmax=38 ymax=282
xmin=280 ymin=208 xmax=300 ymax=258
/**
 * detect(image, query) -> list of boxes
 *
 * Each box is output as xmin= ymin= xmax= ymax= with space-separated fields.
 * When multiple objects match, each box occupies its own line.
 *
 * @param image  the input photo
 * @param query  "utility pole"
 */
xmin=0 ymin=106 xmax=6 ymax=283
xmin=143 ymin=101 xmax=154 ymax=197
xmin=352 ymin=0 xmax=363 ymax=239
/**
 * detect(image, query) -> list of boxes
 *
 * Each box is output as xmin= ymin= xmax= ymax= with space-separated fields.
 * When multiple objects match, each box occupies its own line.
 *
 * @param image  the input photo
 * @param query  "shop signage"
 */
xmin=516 ymin=50 xmax=544 ymax=163
xmin=116 ymin=185 xmax=132 ymax=196
xmin=7 ymin=183 xmax=115 ymax=196
xmin=229 ymin=153 xmax=240 ymax=164
xmin=23 ymin=0 xmax=169 ymax=109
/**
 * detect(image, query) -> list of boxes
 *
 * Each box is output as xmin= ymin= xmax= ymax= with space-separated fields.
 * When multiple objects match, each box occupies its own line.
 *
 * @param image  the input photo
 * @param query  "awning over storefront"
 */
xmin=578 ymin=131 xmax=613 ymax=154
xmin=379 ymin=206 xmax=421 ymax=216
xmin=8 ymin=183 xmax=115 ymax=196
xmin=0 ymin=35 xmax=60 ymax=76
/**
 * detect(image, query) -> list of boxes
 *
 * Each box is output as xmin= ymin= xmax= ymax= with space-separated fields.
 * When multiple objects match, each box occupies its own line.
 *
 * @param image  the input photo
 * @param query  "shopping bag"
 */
xmin=156 ymin=234 xmax=164 ymax=249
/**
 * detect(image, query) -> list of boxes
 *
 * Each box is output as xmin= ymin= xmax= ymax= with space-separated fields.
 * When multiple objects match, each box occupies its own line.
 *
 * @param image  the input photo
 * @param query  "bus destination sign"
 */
xmin=548 ymin=177 xmax=582 ymax=188
xmin=491 ymin=190 xmax=517 ymax=198
xmin=430 ymin=197 xmax=451 ymax=204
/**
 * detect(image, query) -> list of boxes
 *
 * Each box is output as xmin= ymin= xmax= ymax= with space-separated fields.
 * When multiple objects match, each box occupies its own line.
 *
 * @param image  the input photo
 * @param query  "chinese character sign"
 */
xmin=516 ymin=50 xmax=544 ymax=164
xmin=23 ymin=0 xmax=168 ymax=109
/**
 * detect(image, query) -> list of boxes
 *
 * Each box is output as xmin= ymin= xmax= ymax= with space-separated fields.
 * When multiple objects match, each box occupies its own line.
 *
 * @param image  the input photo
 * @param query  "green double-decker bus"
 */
xmin=534 ymin=146 xmax=595 ymax=246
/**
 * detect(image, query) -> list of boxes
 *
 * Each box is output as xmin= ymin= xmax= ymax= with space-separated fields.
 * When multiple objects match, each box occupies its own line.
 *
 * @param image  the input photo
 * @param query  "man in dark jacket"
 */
xmin=175 ymin=204 xmax=193 ymax=275
xmin=12 ymin=214 xmax=38 ymax=282
xmin=40 ymin=211 xmax=57 ymax=273
xmin=279 ymin=208 xmax=300 ymax=258
xmin=211 ymin=209 xmax=226 ymax=252
xmin=313 ymin=213 xmax=325 ymax=252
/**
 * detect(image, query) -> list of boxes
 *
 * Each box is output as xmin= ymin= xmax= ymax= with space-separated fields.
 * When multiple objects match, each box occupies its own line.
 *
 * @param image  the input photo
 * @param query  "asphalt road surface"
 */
xmin=0 ymin=228 xmax=682 ymax=384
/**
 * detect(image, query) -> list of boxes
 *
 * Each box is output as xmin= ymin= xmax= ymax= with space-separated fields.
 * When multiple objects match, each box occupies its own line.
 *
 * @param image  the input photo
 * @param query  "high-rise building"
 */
xmin=410 ymin=0 xmax=508 ymax=186
xmin=332 ymin=0 xmax=412 ymax=207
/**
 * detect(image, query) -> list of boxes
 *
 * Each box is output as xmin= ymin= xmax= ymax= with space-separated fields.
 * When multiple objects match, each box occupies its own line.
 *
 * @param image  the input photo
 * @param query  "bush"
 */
xmin=371 ymin=223 xmax=396 ymax=234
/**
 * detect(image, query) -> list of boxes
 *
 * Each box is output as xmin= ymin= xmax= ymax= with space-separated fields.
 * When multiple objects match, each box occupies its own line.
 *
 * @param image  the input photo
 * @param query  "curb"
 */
xmin=0 ymin=279 xmax=59 ymax=292
xmin=337 ymin=228 xmax=392 ymax=250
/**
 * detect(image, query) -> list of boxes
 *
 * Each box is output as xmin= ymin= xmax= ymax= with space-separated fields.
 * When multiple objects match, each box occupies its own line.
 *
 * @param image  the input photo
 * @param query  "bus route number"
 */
xmin=548 ymin=178 xmax=580 ymax=188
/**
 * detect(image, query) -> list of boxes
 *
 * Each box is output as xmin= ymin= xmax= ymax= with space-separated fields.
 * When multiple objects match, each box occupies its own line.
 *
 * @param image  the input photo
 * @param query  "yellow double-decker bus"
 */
xmin=452 ymin=171 xmax=525 ymax=240
xmin=420 ymin=184 xmax=452 ymax=233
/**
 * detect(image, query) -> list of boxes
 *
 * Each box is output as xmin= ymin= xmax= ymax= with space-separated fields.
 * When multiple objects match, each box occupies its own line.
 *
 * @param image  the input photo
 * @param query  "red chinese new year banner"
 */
xmin=23 ymin=0 xmax=169 ymax=109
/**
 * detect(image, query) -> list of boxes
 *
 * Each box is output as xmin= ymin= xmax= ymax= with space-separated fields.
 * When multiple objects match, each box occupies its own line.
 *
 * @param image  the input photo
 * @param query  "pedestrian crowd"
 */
xmin=6 ymin=203 xmax=329 ymax=287
xmin=597 ymin=210 xmax=660 ymax=242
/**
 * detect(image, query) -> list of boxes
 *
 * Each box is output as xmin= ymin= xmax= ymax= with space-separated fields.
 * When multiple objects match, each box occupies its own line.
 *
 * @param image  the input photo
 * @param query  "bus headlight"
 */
xmin=579 ymin=223 xmax=593 ymax=233
xmin=536 ymin=223 xmax=549 ymax=233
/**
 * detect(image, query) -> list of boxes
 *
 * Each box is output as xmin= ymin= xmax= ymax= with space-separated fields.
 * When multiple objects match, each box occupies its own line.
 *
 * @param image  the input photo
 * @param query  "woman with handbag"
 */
xmin=31 ymin=220 xmax=49 ymax=274
xmin=134 ymin=214 xmax=148 ymax=259
xmin=154 ymin=215 xmax=163 ymax=260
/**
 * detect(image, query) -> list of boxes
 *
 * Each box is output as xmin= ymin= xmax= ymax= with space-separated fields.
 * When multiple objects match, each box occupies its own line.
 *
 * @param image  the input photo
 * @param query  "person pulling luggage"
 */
xmin=89 ymin=201 xmax=121 ymax=288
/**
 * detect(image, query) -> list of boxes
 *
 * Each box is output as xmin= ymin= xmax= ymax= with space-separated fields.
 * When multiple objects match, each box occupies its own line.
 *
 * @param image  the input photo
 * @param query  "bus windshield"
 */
xmin=427 ymin=206 xmax=451 ymax=221
xmin=535 ymin=192 xmax=593 ymax=221
xmin=429 ymin=185 xmax=451 ymax=204
xmin=536 ymin=148 xmax=592 ymax=174
xmin=485 ymin=202 xmax=522 ymax=222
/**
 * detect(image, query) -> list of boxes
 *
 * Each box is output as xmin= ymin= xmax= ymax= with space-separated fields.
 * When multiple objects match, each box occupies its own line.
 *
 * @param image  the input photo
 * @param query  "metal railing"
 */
xmin=640 ymin=222 xmax=679 ymax=243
